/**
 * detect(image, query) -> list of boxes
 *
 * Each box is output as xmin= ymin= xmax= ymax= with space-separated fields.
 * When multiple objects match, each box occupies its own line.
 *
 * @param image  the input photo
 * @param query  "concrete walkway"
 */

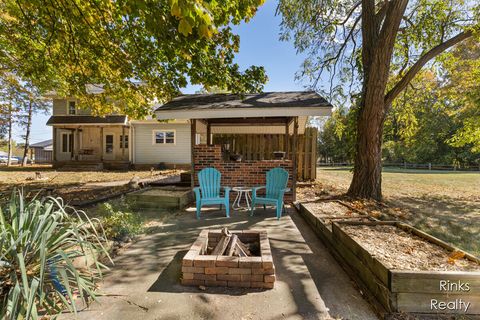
xmin=66 ymin=207 xmax=378 ymax=320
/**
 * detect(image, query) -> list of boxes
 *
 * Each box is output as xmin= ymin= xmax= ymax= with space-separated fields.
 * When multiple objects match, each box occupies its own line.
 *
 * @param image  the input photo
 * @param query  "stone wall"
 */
xmin=193 ymin=144 xmax=294 ymax=202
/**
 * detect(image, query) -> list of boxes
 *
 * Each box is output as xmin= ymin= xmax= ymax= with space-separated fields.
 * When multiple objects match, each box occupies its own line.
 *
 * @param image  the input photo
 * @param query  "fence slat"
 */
xmin=212 ymin=129 xmax=318 ymax=181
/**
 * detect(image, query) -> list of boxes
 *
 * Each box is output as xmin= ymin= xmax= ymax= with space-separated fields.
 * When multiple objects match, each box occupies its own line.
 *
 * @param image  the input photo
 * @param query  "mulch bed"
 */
xmin=342 ymin=224 xmax=480 ymax=272
xmin=301 ymin=201 xmax=362 ymax=218
xmin=301 ymin=201 xmax=373 ymax=230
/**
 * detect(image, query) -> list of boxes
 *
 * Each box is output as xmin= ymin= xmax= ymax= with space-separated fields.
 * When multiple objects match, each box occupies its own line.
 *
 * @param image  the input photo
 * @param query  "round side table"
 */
xmin=232 ymin=187 xmax=253 ymax=211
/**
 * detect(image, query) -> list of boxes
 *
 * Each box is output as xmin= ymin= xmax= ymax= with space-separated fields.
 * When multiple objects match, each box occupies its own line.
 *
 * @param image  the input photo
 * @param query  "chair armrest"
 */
xmin=223 ymin=186 xmax=231 ymax=195
xmin=193 ymin=187 xmax=201 ymax=198
xmin=252 ymin=186 xmax=266 ymax=197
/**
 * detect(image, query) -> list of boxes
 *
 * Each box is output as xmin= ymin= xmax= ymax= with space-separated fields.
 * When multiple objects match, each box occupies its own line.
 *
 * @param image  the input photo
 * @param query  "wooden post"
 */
xmin=100 ymin=126 xmax=104 ymax=161
xmin=206 ymin=121 xmax=211 ymax=145
xmin=122 ymin=125 xmax=126 ymax=157
xmin=311 ymin=128 xmax=317 ymax=180
xmin=52 ymin=127 xmax=57 ymax=162
xmin=292 ymin=117 xmax=298 ymax=202
xmin=191 ymin=119 xmax=196 ymax=188
xmin=285 ymin=119 xmax=289 ymax=159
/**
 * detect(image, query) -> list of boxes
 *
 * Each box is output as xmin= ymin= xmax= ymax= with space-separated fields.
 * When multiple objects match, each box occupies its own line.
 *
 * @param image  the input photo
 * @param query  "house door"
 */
xmin=57 ymin=130 xmax=73 ymax=161
xmin=103 ymin=133 xmax=115 ymax=160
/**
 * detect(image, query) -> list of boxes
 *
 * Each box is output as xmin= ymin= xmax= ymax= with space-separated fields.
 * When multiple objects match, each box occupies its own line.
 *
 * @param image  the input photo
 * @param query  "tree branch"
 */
xmin=385 ymin=30 xmax=474 ymax=105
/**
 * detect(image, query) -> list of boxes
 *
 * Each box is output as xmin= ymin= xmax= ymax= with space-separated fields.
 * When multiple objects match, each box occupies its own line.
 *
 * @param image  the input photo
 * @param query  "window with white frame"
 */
xmin=153 ymin=130 xmax=175 ymax=144
xmin=68 ymin=101 xmax=76 ymax=115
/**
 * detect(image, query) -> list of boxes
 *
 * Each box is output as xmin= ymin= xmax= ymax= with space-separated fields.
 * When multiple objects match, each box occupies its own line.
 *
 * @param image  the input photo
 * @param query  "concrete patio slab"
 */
xmin=62 ymin=207 xmax=378 ymax=320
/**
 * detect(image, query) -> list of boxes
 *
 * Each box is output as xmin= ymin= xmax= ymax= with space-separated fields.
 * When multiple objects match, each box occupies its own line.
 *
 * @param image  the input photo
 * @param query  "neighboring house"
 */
xmin=46 ymin=91 xmax=332 ymax=171
xmin=30 ymin=139 xmax=53 ymax=163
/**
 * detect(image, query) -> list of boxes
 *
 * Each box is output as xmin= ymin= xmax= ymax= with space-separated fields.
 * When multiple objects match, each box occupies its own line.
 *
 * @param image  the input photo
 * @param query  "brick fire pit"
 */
xmin=181 ymin=229 xmax=275 ymax=289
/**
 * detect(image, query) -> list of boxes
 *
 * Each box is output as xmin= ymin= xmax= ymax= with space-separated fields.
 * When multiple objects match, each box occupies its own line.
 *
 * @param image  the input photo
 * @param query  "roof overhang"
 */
xmin=46 ymin=115 xmax=128 ymax=126
xmin=154 ymin=106 xmax=331 ymax=121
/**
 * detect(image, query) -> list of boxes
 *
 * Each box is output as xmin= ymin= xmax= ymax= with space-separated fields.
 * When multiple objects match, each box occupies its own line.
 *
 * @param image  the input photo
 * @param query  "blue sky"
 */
xmin=18 ymin=0 xmax=307 ymax=143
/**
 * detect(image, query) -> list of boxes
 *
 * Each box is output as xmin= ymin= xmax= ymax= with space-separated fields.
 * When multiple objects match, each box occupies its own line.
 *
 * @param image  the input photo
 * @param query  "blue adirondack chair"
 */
xmin=250 ymin=167 xmax=289 ymax=220
xmin=193 ymin=168 xmax=231 ymax=219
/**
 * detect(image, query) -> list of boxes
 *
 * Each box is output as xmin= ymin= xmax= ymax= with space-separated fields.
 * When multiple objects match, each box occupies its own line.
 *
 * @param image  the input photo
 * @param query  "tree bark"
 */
xmin=348 ymin=0 xmax=408 ymax=200
xmin=347 ymin=82 xmax=387 ymax=200
xmin=22 ymin=100 xmax=33 ymax=166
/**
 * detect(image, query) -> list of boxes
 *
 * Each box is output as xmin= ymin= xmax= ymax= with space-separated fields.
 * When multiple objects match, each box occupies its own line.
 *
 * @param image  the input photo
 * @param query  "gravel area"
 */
xmin=342 ymin=225 xmax=480 ymax=271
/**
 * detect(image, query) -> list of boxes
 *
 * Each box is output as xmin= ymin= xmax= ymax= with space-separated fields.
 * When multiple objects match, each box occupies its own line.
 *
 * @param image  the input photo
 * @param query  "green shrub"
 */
xmin=0 ymin=190 xmax=110 ymax=320
xmin=98 ymin=203 xmax=144 ymax=241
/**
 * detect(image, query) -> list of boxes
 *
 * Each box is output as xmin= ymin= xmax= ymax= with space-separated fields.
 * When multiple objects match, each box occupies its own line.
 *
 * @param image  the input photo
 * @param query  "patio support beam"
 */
xmin=100 ymin=126 xmax=104 ymax=161
xmin=206 ymin=122 xmax=211 ymax=145
xmin=190 ymin=119 xmax=196 ymax=188
xmin=284 ymin=119 xmax=289 ymax=159
xmin=292 ymin=117 xmax=298 ymax=202
xmin=122 ymin=125 xmax=125 ymax=156
xmin=52 ymin=127 xmax=57 ymax=162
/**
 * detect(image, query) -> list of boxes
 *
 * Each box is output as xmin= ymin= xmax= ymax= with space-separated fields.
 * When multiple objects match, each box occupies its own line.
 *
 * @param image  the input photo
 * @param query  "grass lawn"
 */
xmin=0 ymin=164 xmax=177 ymax=192
xmin=315 ymin=167 xmax=480 ymax=256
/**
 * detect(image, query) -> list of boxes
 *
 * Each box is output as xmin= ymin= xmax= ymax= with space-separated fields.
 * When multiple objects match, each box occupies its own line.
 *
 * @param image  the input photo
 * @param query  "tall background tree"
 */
xmin=16 ymin=84 xmax=50 ymax=166
xmin=0 ymin=74 xmax=22 ymax=166
xmin=0 ymin=0 xmax=267 ymax=118
xmin=278 ymin=0 xmax=479 ymax=200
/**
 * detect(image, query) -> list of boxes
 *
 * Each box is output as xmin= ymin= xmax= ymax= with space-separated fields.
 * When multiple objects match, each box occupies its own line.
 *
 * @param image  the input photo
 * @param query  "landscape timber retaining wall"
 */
xmin=298 ymin=201 xmax=375 ymax=245
xmin=299 ymin=204 xmax=480 ymax=317
xmin=333 ymin=221 xmax=480 ymax=315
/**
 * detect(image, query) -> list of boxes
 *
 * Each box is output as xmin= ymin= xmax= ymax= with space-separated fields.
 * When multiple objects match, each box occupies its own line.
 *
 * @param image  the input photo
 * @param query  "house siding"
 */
xmin=133 ymin=122 xmax=191 ymax=165
xmin=52 ymin=98 xmax=91 ymax=115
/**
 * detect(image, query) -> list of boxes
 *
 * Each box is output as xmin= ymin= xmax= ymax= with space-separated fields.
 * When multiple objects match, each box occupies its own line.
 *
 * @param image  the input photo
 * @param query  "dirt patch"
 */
xmin=342 ymin=224 xmax=480 ymax=272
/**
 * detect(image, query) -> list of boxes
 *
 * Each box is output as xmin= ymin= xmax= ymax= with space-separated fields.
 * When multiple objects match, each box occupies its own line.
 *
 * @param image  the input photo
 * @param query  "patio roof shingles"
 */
xmin=155 ymin=91 xmax=332 ymax=111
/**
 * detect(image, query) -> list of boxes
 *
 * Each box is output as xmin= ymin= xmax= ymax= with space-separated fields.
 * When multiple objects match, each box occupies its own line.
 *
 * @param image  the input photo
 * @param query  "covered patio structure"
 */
xmin=155 ymin=91 xmax=332 ymax=202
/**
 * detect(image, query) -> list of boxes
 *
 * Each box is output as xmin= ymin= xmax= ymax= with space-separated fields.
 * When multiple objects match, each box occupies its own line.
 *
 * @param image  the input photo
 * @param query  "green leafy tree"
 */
xmin=317 ymin=107 xmax=354 ymax=163
xmin=0 ymin=0 xmax=267 ymax=118
xmin=0 ymin=74 xmax=22 ymax=166
xmin=442 ymin=40 xmax=480 ymax=153
xmin=16 ymin=84 xmax=51 ymax=166
xmin=279 ymin=0 xmax=479 ymax=199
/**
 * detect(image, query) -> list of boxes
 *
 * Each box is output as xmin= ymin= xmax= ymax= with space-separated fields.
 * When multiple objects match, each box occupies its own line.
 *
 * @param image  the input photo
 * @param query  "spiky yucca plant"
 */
xmin=0 ymin=190 xmax=111 ymax=319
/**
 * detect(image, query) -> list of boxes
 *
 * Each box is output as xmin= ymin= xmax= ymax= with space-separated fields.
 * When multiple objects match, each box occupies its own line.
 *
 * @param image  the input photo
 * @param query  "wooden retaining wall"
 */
xmin=299 ymin=204 xmax=480 ymax=317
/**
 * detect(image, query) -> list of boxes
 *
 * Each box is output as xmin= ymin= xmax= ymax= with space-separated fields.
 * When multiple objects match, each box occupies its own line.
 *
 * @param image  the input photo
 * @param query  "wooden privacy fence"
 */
xmin=213 ymin=127 xmax=318 ymax=181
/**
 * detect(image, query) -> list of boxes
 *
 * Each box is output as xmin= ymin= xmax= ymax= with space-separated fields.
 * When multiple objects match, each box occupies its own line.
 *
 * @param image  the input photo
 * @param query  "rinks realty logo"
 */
xmin=431 ymin=299 xmax=471 ymax=312
xmin=430 ymin=280 xmax=472 ymax=313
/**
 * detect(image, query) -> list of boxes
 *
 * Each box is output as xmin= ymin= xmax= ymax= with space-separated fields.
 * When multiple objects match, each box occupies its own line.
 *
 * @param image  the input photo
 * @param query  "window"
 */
xmin=120 ymin=135 xmax=129 ymax=149
xmin=154 ymin=130 xmax=175 ymax=144
xmin=68 ymin=101 xmax=76 ymax=115
xmin=61 ymin=133 xmax=73 ymax=153
xmin=105 ymin=134 xmax=114 ymax=153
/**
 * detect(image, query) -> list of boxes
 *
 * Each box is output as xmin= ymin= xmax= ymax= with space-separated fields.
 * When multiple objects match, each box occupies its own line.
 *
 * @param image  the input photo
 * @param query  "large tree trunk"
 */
xmin=347 ymin=98 xmax=385 ymax=200
xmin=347 ymin=0 xmax=408 ymax=200
xmin=347 ymin=45 xmax=391 ymax=200
xmin=22 ymin=101 xmax=33 ymax=166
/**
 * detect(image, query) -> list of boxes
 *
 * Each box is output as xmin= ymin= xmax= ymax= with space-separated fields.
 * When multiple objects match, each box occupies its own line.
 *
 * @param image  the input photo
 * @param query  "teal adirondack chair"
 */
xmin=250 ymin=167 xmax=289 ymax=220
xmin=193 ymin=168 xmax=231 ymax=219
